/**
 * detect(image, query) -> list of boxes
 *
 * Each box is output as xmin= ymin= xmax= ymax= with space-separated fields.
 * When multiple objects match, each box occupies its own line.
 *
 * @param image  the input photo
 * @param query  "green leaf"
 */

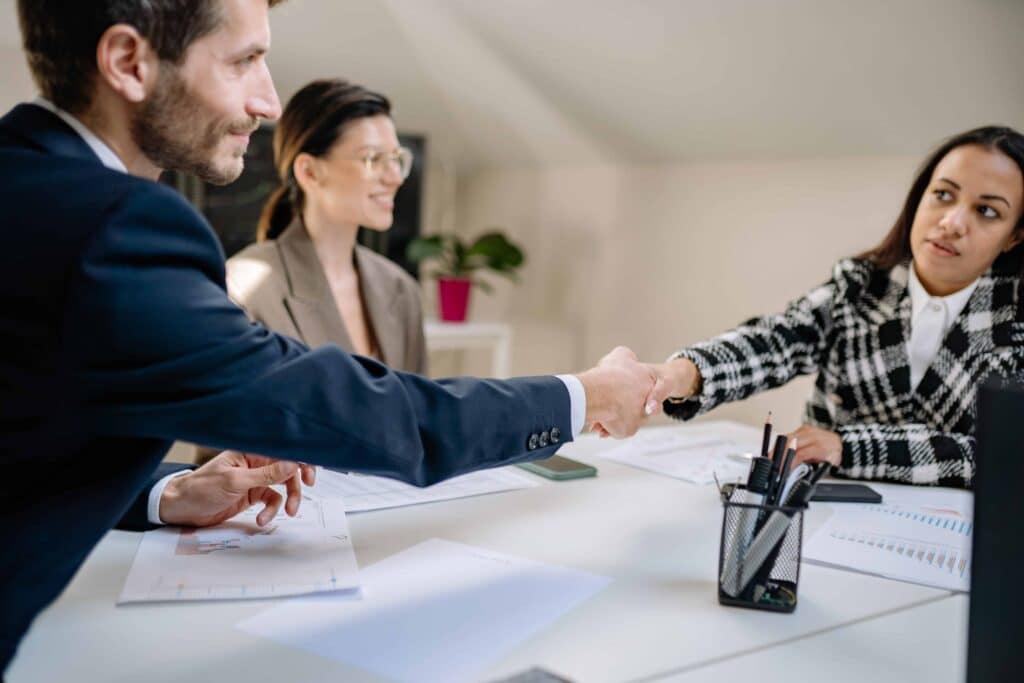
xmin=405 ymin=236 xmax=446 ymax=264
xmin=466 ymin=232 xmax=525 ymax=270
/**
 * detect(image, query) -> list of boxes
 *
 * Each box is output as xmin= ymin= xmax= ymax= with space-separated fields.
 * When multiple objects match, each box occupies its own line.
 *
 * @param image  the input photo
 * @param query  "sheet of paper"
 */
xmin=238 ymin=538 xmax=610 ymax=683
xmin=597 ymin=425 xmax=755 ymax=485
xmin=119 ymin=497 xmax=360 ymax=603
xmin=308 ymin=466 xmax=540 ymax=512
xmin=803 ymin=495 xmax=974 ymax=592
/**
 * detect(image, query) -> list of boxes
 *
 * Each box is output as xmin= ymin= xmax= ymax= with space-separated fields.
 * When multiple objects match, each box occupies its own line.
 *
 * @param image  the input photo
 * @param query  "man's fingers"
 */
xmin=254 ymin=487 xmax=283 ymax=526
xmin=231 ymin=460 xmax=300 ymax=492
xmin=301 ymin=464 xmax=316 ymax=486
xmin=284 ymin=471 xmax=302 ymax=517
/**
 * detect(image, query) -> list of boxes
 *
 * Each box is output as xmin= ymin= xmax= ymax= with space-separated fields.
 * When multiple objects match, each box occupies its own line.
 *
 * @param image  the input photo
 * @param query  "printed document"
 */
xmin=597 ymin=422 xmax=756 ymax=485
xmin=119 ymin=497 xmax=360 ymax=603
xmin=308 ymin=466 xmax=539 ymax=512
xmin=804 ymin=485 xmax=974 ymax=592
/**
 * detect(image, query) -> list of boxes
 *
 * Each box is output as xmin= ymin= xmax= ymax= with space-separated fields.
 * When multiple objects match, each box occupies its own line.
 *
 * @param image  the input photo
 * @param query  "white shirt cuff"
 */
xmin=555 ymin=374 xmax=586 ymax=438
xmin=147 ymin=469 xmax=191 ymax=525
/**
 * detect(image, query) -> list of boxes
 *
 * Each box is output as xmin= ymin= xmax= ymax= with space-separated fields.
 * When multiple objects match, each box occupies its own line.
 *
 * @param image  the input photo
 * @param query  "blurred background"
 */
xmin=2 ymin=0 xmax=1022 ymax=429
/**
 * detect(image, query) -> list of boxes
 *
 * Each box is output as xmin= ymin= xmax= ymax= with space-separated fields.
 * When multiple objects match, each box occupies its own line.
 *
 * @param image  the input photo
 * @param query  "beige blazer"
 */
xmin=189 ymin=220 xmax=428 ymax=464
xmin=225 ymin=220 xmax=428 ymax=373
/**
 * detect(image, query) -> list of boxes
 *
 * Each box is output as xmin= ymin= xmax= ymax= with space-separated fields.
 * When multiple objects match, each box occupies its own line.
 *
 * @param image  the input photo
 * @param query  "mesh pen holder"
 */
xmin=717 ymin=482 xmax=806 ymax=613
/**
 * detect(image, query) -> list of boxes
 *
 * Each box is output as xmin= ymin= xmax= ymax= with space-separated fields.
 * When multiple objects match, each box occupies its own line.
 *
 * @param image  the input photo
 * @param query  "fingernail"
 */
xmin=645 ymin=401 xmax=656 ymax=415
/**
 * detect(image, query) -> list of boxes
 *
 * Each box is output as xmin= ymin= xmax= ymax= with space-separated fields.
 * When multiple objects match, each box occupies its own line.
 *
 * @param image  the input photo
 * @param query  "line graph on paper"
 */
xmin=857 ymin=505 xmax=973 ymax=538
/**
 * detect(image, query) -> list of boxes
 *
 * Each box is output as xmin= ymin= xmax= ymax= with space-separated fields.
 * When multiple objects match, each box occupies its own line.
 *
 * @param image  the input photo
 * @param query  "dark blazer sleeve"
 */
xmin=63 ymin=185 xmax=571 ymax=486
xmin=116 ymin=462 xmax=194 ymax=531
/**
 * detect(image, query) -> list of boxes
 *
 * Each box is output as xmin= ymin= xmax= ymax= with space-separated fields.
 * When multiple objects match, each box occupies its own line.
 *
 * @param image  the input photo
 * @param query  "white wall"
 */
xmin=453 ymin=154 xmax=920 ymax=431
xmin=0 ymin=46 xmax=33 ymax=110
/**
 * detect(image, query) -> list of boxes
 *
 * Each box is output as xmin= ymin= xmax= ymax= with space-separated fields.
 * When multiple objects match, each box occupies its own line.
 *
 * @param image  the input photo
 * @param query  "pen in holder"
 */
xmin=717 ymin=482 xmax=807 ymax=613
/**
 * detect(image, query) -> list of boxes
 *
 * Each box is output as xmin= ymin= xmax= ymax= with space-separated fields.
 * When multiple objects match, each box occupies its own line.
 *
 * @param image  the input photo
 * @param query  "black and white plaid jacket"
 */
xmin=665 ymin=257 xmax=1024 ymax=488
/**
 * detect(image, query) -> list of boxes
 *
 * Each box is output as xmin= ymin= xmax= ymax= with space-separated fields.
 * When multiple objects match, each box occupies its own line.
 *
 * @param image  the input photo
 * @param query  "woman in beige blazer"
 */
xmin=229 ymin=79 xmax=427 ymax=372
xmin=194 ymin=80 xmax=426 ymax=464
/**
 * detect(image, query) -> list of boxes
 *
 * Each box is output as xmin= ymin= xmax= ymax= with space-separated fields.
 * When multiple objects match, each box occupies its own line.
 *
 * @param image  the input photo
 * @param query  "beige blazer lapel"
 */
xmin=355 ymin=245 xmax=403 ymax=366
xmin=276 ymin=221 xmax=355 ymax=352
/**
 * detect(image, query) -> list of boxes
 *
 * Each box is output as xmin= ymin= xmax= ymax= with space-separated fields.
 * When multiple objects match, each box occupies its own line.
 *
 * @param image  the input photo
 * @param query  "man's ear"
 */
xmin=94 ymin=24 xmax=160 ymax=104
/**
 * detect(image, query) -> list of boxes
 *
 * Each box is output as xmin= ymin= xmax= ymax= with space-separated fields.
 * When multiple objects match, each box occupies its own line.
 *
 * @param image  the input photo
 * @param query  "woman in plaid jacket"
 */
xmin=646 ymin=126 xmax=1024 ymax=488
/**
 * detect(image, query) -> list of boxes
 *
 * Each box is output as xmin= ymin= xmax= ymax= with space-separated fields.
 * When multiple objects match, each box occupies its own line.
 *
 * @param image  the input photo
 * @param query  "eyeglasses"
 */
xmin=349 ymin=147 xmax=414 ymax=180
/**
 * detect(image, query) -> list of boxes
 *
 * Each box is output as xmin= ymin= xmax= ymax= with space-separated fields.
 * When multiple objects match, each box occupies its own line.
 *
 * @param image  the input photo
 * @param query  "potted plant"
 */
xmin=405 ymin=230 xmax=525 ymax=322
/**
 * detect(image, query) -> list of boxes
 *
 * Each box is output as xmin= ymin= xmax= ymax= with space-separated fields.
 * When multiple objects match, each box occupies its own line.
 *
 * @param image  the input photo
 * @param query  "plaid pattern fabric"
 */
xmin=665 ymin=257 xmax=1024 ymax=488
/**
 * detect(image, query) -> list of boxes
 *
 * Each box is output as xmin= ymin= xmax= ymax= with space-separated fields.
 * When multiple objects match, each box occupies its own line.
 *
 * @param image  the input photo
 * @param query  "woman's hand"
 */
xmin=787 ymin=424 xmax=843 ymax=467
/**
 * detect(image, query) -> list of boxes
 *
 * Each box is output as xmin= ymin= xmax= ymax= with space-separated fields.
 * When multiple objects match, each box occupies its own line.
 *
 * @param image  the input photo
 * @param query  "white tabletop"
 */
xmin=662 ymin=594 xmax=967 ymax=683
xmin=8 ymin=423 xmax=964 ymax=683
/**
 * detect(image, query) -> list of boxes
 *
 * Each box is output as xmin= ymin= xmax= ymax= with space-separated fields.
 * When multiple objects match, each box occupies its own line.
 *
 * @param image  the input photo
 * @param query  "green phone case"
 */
xmin=517 ymin=458 xmax=597 ymax=480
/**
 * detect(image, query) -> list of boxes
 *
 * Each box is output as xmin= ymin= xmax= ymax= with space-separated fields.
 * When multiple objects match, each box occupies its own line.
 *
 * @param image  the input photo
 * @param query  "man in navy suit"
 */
xmin=1 ymin=0 xmax=658 ymax=672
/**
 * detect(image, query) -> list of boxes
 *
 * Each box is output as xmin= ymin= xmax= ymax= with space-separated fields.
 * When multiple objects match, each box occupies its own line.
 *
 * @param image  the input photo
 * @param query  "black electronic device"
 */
xmin=809 ymin=483 xmax=882 ymax=504
xmin=966 ymin=377 xmax=1024 ymax=682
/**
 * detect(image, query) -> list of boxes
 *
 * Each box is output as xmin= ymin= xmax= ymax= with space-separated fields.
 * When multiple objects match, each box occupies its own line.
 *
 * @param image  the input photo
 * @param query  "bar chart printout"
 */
xmin=803 ymin=503 xmax=972 ymax=592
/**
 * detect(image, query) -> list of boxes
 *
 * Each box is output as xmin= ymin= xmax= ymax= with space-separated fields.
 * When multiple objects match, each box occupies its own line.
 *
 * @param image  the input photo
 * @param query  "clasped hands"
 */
xmin=580 ymin=348 xmax=700 ymax=438
xmin=582 ymin=349 xmax=843 ymax=469
xmin=162 ymin=352 xmax=837 ymax=529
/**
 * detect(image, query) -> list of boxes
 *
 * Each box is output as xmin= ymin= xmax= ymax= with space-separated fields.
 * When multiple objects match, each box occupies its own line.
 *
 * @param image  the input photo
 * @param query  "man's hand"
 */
xmin=159 ymin=451 xmax=317 ymax=528
xmin=786 ymin=425 xmax=843 ymax=468
xmin=578 ymin=346 xmax=657 ymax=438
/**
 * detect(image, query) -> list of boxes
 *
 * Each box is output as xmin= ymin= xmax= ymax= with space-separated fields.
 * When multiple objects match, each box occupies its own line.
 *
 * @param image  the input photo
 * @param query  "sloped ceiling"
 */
xmin=3 ymin=0 xmax=1023 ymax=168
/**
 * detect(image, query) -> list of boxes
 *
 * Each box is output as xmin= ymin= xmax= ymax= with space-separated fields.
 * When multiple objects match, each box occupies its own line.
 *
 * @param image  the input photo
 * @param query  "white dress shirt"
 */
xmin=33 ymin=98 xmax=127 ymax=173
xmin=907 ymin=263 xmax=978 ymax=391
xmin=31 ymin=98 xmax=588 ymax=524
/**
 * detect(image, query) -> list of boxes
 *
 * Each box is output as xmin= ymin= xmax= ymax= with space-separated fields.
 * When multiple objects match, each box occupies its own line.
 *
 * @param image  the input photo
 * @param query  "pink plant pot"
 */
xmin=438 ymin=277 xmax=472 ymax=322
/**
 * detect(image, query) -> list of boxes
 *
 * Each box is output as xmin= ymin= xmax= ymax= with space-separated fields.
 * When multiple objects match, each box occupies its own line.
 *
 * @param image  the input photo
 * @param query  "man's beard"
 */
xmin=131 ymin=66 xmax=257 ymax=186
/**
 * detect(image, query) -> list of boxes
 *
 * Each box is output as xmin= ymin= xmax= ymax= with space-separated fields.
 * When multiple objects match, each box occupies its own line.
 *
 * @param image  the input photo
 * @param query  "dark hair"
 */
xmin=859 ymin=125 xmax=1024 ymax=279
xmin=257 ymin=79 xmax=391 ymax=242
xmin=17 ymin=0 xmax=286 ymax=115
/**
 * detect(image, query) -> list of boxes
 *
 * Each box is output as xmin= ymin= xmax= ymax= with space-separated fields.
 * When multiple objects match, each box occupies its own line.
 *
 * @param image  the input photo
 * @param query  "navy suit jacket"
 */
xmin=0 ymin=103 xmax=571 ymax=671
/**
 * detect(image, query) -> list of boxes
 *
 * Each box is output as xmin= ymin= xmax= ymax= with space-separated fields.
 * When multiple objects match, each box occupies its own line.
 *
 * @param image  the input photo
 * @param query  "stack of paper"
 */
xmin=308 ymin=466 xmax=540 ymax=512
xmin=119 ymin=497 xmax=360 ymax=603
xmin=597 ymin=426 xmax=753 ymax=485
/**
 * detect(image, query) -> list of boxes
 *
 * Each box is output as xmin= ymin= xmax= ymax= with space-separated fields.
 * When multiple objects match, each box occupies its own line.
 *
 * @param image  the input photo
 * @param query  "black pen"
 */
xmin=765 ymin=434 xmax=788 ymax=505
xmin=773 ymin=437 xmax=798 ymax=505
xmin=761 ymin=412 xmax=772 ymax=460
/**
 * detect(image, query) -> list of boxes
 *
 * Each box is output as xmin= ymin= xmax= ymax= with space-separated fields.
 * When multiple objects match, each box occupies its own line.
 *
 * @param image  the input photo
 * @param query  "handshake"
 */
xmin=159 ymin=348 xmax=704 ymax=530
xmin=576 ymin=346 xmax=702 ymax=438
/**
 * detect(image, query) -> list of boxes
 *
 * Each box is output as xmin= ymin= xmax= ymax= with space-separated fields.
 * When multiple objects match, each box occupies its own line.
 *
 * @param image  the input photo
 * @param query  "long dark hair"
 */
xmin=859 ymin=126 xmax=1024 ymax=279
xmin=257 ymin=79 xmax=391 ymax=241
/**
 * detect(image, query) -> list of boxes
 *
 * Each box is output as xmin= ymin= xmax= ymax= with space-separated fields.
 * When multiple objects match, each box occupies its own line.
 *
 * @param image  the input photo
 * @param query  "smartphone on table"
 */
xmin=517 ymin=455 xmax=597 ymax=480
xmin=810 ymin=482 xmax=882 ymax=504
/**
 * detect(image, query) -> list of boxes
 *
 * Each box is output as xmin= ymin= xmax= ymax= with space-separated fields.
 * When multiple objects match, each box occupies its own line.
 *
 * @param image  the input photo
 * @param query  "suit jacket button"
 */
xmin=528 ymin=433 xmax=539 ymax=450
xmin=550 ymin=427 xmax=561 ymax=443
xmin=539 ymin=431 xmax=550 ymax=448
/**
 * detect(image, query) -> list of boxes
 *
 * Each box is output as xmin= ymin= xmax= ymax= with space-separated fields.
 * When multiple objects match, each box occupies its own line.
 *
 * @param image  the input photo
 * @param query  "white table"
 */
xmin=7 ymin=423 xmax=967 ymax=683
xmin=424 ymin=320 xmax=512 ymax=378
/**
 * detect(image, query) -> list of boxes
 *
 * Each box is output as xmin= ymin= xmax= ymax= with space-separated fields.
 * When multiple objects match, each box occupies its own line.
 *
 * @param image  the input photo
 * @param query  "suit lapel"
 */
xmin=914 ymin=264 xmax=1019 ymax=426
xmin=276 ymin=221 xmax=354 ymax=352
xmin=862 ymin=262 xmax=914 ymax=405
xmin=354 ymin=246 xmax=402 ymax=367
